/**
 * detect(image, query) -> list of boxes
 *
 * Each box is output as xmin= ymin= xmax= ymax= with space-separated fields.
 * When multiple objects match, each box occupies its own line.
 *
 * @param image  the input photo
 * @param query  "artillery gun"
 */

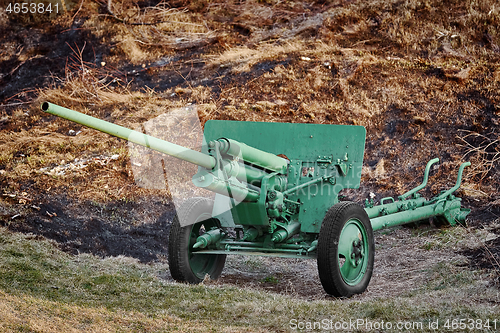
xmin=41 ymin=102 xmax=470 ymax=297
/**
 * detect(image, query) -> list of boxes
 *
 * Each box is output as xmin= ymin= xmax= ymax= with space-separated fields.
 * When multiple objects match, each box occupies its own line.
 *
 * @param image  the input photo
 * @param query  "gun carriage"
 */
xmin=41 ymin=102 xmax=470 ymax=297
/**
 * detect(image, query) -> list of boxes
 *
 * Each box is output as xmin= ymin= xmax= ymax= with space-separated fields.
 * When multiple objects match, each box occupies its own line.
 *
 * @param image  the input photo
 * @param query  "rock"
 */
xmin=374 ymin=159 xmax=386 ymax=178
xmin=453 ymin=67 xmax=472 ymax=81
xmin=175 ymin=87 xmax=192 ymax=95
xmin=255 ymin=101 xmax=277 ymax=109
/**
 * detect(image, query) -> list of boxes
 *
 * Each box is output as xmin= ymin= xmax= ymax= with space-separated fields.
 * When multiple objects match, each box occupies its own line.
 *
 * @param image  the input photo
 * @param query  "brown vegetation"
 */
xmin=0 ymin=0 xmax=499 ymax=326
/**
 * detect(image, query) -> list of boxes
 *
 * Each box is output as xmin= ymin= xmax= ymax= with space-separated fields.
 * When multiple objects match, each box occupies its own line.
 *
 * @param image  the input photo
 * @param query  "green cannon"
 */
xmin=41 ymin=102 xmax=470 ymax=297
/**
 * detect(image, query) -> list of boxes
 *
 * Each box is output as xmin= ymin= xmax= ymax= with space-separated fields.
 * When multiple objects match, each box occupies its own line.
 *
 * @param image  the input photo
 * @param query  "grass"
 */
xmin=1 ymin=0 xmax=499 ymax=331
xmin=1 ymin=226 xmax=500 ymax=332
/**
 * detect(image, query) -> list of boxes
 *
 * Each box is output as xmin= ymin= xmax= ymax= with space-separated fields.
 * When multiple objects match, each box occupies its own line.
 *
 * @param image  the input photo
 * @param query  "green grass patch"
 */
xmin=261 ymin=275 xmax=280 ymax=284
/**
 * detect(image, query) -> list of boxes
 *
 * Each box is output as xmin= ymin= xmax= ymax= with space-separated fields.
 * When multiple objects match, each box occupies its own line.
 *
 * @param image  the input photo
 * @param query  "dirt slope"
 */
xmin=0 ymin=0 xmax=499 ymax=297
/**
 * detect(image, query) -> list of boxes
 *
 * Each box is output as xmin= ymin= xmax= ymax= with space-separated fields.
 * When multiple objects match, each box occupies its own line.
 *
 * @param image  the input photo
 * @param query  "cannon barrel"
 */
xmin=41 ymin=102 xmax=287 ymax=202
xmin=41 ymin=102 xmax=288 ymax=175
xmin=41 ymin=102 xmax=218 ymax=169
xmin=217 ymin=138 xmax=288 ymax=173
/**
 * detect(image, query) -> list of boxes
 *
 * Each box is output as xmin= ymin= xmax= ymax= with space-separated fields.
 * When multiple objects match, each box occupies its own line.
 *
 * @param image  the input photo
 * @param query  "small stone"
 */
xmin=255 ymin=101 xmax=277 ymax=109
xmin=175 ymin=87 xmax=192 ymax=95
xmin=413 ymin=116 xmax=426 ymax=123
xmin=251 ymin=104 xmax=264 ymax=112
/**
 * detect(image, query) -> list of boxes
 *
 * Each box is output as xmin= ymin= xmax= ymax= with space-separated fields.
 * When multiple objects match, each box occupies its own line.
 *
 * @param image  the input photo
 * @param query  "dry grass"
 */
xmin=458 ymin=130 xmax=500 ymax=182
xmin=2 ymin=0 xmax=497 ymax=213
xmin=0 ymin=0 xmax=500 ymax=331
xmin=95 ymin=0 xmax=216 ymax=59
xmin=0 ymin=290 xmax=200 ymax=333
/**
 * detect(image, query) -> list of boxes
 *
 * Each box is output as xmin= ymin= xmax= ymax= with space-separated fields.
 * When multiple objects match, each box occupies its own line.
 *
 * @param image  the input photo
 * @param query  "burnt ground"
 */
xmin=8 ymin=197 xmax=175 ymax=262
xmin=0 ymin=19 xmax=108 ymax=106
xmin=3 ymin=193 xmax=174 ymax=263
xmin=1 ymin=0 xmax=500 ymax=299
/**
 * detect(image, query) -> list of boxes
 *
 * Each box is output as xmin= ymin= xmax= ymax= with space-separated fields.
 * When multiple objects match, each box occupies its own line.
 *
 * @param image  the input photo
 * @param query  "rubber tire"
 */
xmin=168 ymin=197 xmax=226 ymax=284
xmin=317 ymin=201 xmax=374 ymax=297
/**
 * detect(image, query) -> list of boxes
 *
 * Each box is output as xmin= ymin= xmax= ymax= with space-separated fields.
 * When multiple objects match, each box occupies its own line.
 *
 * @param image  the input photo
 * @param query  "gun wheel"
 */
xmin=168 ymin=197 xmax=226 ymax=284
xmin=317 ymin=201 xmax=374 ymax=297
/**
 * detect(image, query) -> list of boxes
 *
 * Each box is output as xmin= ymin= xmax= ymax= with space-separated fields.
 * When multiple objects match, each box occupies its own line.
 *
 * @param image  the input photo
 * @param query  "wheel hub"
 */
xmin=350 ymin=239 xmax=364 ymax=267
xmin=337 ymin=219 xmax=369 ymax=285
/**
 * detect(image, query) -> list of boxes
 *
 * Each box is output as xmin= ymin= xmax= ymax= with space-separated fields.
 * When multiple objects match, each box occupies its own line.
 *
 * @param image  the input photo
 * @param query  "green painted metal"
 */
xmin=217 ymin=138 xmax=288 ymax=173
xmin=203 ymin=120 xmax=366 ymax=234
xmin=271 ymin=221 xmax=301 ymax=242
xmin=195 ymin=250 xmax=316 ymax=259
xmin=370 ymin=197 xmax=467 ymax=230
xmin=41 ymin=102 xmax=216 ymax=169
xmin=399 ymin=158 xmax=439 ymax=200
xmin=41 ymin=101 xmax=472 ymax=297
xmin=192 ymin=168 xmax=260 ymax=202
xmin=241 ymin=227 xmax=259 ymax=241
xmin=338 ymin=218 xmax=369 ymax=286
xmin=366 ymin=159 xmax=471 ymax=231
xmin=364 ymin=197 xmax=427 ymax=219
xmin=192 ymin=228 xmax=223 ymax=249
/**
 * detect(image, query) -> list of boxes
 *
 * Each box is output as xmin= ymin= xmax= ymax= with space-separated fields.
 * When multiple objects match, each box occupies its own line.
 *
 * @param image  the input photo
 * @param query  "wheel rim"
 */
xmin=337 ymin=218 xmax=369 ymax=286
xmin=188 ymin=212 xmax=220 ymax=279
